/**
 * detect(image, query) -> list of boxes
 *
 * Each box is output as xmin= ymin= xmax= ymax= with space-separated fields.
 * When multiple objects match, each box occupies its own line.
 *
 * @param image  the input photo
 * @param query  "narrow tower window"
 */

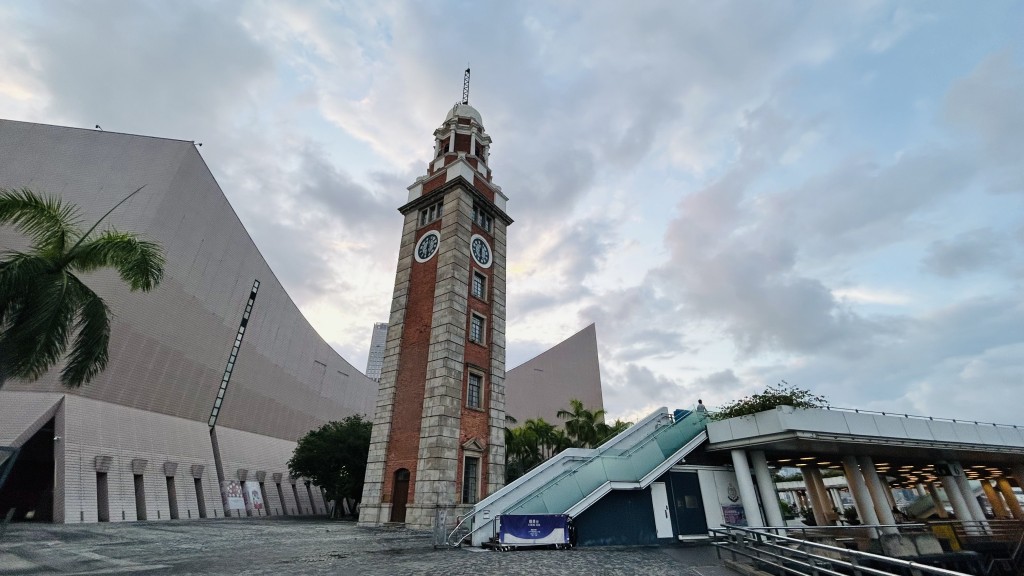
xmin=462 ymin=457 xmax=480 ymax=504
xmin=467 ymin=373 xmax=483 ymax=409
xmin=469 ymin=314 xmax=485 ymax=344
xmin=471 ymin=271 xmax=486 ymax=300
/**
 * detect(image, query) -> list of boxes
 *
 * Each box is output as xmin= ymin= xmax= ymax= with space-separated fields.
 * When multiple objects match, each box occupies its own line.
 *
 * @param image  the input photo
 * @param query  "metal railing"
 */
xmin=823 ymin=406 xmax=1022 ymax=430
xmin=711 ymin=525 xmax=973 ymax=576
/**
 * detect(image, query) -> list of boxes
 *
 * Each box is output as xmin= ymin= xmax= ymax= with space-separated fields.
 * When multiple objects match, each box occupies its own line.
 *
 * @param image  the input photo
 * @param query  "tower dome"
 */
xmin=445 ymin=103 xmax=483 ymax=126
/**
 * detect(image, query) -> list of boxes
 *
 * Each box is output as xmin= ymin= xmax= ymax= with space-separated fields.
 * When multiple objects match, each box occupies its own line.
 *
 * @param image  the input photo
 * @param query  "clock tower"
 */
xmin=359 ymin=96 xmax=511 ymax=528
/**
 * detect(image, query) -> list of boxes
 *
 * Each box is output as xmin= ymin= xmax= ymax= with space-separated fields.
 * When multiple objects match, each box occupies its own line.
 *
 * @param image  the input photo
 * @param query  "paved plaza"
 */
xmin=0 ymin=517 xmax=736 ymax=575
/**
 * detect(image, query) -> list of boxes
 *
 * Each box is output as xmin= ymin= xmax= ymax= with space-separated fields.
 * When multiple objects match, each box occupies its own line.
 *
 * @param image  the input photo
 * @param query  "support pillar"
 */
xmin=982 ymin=480 xmax=1010 ymax=519
xmin=842 ymin=456 xmax=880 ymax=535
xmin=927 ymin=482 xmax=949 ymax=519
xmin=941 ymin=475 xmax=972 ymax=523
xmin=952 ymin=468 xmax=986 ymax=522
xmin=996 ymin=478 xmax=1023 ymax=519
xmin=731 ymin=450 xmax=764 ymax=527
xmin=750 ymin=451 xmax=784 ymax=528
xmin=916 ymin=484 xmax=927 ymax=498
xmin=857 ymin=456 xmax=897 ymax=534
xmin=802 ymin=467 xmax=830 ymax=526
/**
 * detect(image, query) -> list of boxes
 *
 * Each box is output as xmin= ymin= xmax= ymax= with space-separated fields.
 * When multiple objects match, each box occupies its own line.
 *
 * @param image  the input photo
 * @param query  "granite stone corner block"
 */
xmin=130 ymin=458 xmax=148 ymax=475
xmin=163 ymin=461 xmax=178 ymax=476
xmin=94 ymin=455 xmax=113 ymax=472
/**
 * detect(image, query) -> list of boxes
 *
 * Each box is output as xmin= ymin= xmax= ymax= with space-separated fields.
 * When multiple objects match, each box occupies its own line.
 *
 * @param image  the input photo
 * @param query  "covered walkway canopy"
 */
xmin=705 ymin=406 xmax=1024 ymax=530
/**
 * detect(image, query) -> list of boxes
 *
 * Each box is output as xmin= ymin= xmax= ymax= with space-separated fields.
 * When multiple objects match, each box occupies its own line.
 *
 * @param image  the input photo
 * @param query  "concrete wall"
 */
xmin=504 ymin=324 xmax=604 ymax=426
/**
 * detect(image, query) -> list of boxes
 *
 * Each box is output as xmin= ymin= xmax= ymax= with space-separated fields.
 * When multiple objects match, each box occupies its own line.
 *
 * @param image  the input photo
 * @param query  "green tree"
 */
xmin=709 ymin=381 xmax=828 ymax=421
xmin=0 ymin=187 xmax=164 ymax=389
xmin=557 ymin=398 xmax=608 ymax=448
xmin=504 ymin=405 xmax=634 ymax=483
xmin=288 ymin=415 xmax=372 ymax=517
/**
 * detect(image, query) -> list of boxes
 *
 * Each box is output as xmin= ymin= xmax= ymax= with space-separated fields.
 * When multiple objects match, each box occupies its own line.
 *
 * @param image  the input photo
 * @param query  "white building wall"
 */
xmin=0 ymin=119 xmax=378 ymax=523
xmin=59 ymin=395 xmax=220 ymax=523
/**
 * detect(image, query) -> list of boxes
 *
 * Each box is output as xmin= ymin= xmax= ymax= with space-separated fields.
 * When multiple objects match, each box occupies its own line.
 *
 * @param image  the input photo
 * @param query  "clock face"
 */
xmin=415 ymin=231 xmax=440 ymax=263
xmin=470 ymin=234 xmax=492 ymax=268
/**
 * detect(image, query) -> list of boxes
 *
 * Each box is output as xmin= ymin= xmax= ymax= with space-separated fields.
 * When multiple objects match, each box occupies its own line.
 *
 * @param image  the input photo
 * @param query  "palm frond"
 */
xmin=0 ymin=270 xmax=80 ymax=381
xmin=70 ymin=230 xmax=166 ymax=291
xmin=0 ymin=188 xmax=81 ymax=253
xmin=61 ymin=277 xmax=110 ymax=388
xmin=0 ymin=253 xmax=54 ymax=326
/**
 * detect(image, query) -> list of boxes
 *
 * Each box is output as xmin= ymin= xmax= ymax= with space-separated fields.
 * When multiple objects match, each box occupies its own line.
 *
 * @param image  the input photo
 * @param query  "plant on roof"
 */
xmin=708 ymin=381 xmax=828 ymax=421
xmin=0 ymin=186 xmax=164 ymax=389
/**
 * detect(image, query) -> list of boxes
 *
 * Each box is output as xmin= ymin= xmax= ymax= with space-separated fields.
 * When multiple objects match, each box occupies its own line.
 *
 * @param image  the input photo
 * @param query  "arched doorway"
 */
xmin=390 ymin=469 xmax=410 ymax=523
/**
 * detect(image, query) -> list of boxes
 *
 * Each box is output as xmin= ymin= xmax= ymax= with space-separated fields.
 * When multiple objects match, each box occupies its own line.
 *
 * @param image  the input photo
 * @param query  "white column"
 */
xmin=448 ymin=129 xmax=456 ymax=152
xmin=882 ymin=481 xmax=898 ymax=510
xmin=982 ymin=480 xmax=1009 ymax=519
xmin=916 ymin=484 xmax=927 ymax=498
xmin=857 ymin=456 xmax=897 ymax=534
xmin=750 ymin=451 xmax=784 ymax=528
xmin=731 ymin=450 xmax=764 ymax=527
xmin=927 ymin=482 xmax=949 ymax=519
xmin=842 ymin=456 xmax=880 ymax=534
xmin=470 ymin=133 xmax=476 ymax=157
xmin=997 ymin=478 xmax=1023 ymax=519
xmin=954 ymin=463 xmax=987 ymax=522
xmin=941 ymin=475 xmax=972 ymax=523
xmin=803 ymin=467 xmax=831 ymax=525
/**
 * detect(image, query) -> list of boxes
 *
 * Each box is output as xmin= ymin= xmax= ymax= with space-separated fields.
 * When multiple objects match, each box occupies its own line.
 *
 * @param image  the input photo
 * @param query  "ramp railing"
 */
xmin=711 ymin=525 xmax=973 ymax=576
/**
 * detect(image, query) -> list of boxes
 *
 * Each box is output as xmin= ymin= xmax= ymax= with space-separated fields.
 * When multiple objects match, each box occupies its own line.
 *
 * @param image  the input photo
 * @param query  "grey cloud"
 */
xmin=294 ymin=145 xmax=395 ymax=232
xmin=603 ymin=364 xmax=689 ymax=410
xmin=747 ymin=294 xmax=1024 ymax=423
xmin=28 ymin=1 xmax=273 ymax=141
xmin=579 ymin=285 xmax=692 ymax=362
xmin=921 ymin=228 xmax=1004 ymax=278
xmin=944 ymin=52 xmax=1024 ymax=193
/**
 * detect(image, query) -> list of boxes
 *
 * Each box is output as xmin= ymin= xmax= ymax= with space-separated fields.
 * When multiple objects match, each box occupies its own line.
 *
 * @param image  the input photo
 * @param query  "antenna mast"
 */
xmin=461 ymin=68 xmax=471 ymax=105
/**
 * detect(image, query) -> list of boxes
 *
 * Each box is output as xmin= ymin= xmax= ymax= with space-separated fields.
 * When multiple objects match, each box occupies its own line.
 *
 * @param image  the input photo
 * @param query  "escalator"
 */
xmin=464 ymin=407 xmax=708 ymax=546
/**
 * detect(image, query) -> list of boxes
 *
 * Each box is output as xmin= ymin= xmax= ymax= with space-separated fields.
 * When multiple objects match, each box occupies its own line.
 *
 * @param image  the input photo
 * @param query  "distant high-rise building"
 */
xmin=365 ymin=322 xmax=388 ymax=382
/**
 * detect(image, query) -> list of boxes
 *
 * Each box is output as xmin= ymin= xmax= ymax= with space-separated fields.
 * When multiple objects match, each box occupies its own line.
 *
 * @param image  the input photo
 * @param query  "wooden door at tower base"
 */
xmin=391 ymin=469 xmax=410 ymax=523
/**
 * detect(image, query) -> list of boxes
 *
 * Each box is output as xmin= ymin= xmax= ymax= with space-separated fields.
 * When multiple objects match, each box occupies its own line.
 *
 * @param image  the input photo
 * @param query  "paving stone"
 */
xmin=0 ymin=518 xmax=736 ymax=576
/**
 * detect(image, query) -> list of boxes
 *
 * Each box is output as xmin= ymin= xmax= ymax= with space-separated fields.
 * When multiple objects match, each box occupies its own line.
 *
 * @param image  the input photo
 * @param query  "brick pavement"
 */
xmin=0 ymin=517 xmax=736 ymax=575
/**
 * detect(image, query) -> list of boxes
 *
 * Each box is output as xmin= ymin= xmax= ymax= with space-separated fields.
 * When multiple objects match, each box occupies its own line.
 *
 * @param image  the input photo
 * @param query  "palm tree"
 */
xmin=557 ymin=398 xmax=608 ymax=448
xmin=0 ymin=187 xmax=165 ymax=389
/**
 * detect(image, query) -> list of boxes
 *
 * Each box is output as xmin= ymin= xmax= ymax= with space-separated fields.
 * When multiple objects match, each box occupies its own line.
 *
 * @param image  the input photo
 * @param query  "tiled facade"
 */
xmin=503 ymin=324 xmax=606 ymax=426
xmin=0 ymin=119 xmax=376 ymax=523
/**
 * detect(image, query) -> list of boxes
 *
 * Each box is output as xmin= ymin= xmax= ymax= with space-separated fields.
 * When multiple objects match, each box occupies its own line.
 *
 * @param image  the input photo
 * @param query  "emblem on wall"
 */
xmin=727 ymin=482 xmax=740 ymax=502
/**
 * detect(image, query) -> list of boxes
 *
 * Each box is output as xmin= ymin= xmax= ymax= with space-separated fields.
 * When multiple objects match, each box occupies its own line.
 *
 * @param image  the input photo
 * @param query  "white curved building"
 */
xmin=0 ymin=119 xmax=378 ymax=523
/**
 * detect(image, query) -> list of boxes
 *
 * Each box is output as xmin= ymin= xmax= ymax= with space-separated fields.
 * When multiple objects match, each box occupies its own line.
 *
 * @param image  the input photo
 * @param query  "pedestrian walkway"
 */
xmin=0 ymin=517 xmax=735 ymax=575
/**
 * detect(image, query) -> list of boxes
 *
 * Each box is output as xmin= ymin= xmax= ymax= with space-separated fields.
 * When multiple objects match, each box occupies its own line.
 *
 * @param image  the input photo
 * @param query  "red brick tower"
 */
xmin=359 ymin=98 xmax=511 ymax=528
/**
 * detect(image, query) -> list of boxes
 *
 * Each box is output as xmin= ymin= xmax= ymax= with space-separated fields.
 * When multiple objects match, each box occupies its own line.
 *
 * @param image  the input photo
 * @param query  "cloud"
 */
xmin=26 ymin=1 xmax=274 ymax=140
xmin=921 ymin=228 xmax=1004 ymax=278
xmin=944 ymin=51 xmax=1024 ymax=194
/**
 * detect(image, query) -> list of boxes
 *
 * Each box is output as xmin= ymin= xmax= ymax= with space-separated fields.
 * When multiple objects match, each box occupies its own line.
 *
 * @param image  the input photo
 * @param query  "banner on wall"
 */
xmin=221 ymin=480 xmax=246 ymax=512
xmin=722 ymin=504 xmax=748 ymax=526
xmin=243 ymin=481 xmax=265 ymax=514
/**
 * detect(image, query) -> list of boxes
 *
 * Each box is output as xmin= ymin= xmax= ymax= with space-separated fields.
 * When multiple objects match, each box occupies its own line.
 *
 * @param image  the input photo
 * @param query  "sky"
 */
xmin=2 ymin=1 xmax=1022 ymax=424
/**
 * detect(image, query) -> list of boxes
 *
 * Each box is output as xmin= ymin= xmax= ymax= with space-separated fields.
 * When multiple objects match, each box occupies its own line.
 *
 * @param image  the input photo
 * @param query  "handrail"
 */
xmin=501 ymin=411 xmax=700 ymax=516
xmin=498 ymin=411 xmax=677 ymax=515
xmin=822 ymin=405 xmax=1022 ymax=430
xmin=712 ymin=524 xmax=972 ymax=576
